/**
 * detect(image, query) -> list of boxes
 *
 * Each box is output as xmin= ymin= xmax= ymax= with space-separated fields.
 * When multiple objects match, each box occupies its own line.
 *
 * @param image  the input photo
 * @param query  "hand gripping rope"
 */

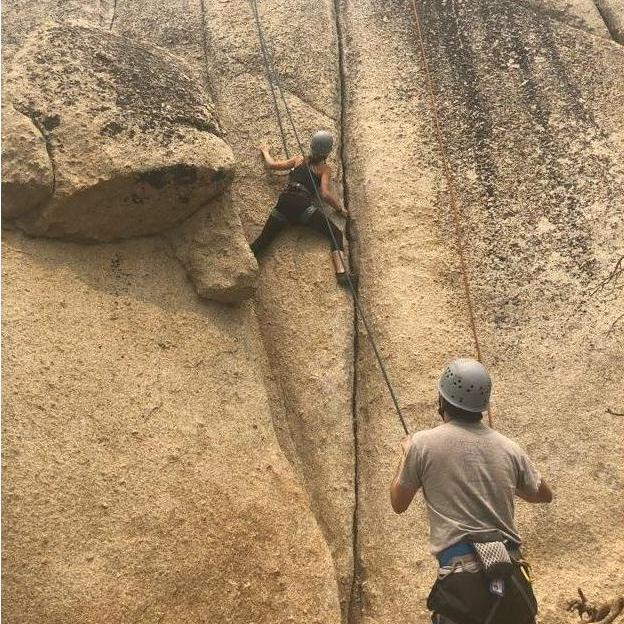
xmin=248 ymin=0 xmax=410 ymax=435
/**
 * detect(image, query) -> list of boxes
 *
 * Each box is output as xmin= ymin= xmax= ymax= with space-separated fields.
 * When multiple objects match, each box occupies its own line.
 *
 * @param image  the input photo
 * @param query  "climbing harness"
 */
xmin=427 ymin=555 xmax=538 ymax=624
xmin=300 ymin=204 xmax=318 ymax=225
xmin=248 ymin=0 xmax=409 ymax=435
xmin=269 ymin=203 xmax=318 ymax=225
xmin=408 ymin=0 xmax=493 ymax=427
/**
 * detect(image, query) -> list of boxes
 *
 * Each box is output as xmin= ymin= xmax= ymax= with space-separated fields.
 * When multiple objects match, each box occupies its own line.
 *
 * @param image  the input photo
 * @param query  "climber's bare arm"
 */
xmin=260 ymin=147 xmax=301 ymax=171
xmin=516 ymin=479 xmax=553 ymax=503
xmin=390 ymin=436 xmax=419 ymax=514
xmin=320 ymin=167 xmax=347 ymax=216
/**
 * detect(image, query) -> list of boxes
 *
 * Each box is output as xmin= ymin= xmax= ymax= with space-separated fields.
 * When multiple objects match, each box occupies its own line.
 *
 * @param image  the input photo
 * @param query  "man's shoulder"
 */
xmin=410 ymin=422 xmax=453 ymax=446
xmin=414 ymin=422 xmax=524 ymax=451
xmin=487 ymin=428 xmax=524 ymax=451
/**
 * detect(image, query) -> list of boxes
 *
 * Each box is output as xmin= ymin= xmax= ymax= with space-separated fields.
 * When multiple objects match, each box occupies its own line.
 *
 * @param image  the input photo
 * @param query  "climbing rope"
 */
xmin=408 ymin=0 xmax=493 ymax=427
xmin=248 ymin=0 xmax=410 ymax=435
xmin=248 ymin=0 xmax=290 ymax=158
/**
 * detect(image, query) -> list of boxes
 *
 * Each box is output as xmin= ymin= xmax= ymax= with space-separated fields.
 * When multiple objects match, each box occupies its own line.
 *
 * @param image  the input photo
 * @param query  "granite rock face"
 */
xmin=340 ymin=0 xmax=624 ymax=622
xmin=1 ymin=231 xmax=341 ymax=624
xmin=1 ymin=99 xmax=54 ymax=219
xmin=6 ymin=24 xmax=234 ymax=241
xmin=2 ymin=0 xmax=624 ymax=623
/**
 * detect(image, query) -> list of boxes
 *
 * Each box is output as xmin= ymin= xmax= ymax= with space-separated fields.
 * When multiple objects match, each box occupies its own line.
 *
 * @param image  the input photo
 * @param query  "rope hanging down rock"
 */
xmin=248 ymin=0 xmax=409 ymax=435
xmin=408 ymin=0 xmax=493 ymax=428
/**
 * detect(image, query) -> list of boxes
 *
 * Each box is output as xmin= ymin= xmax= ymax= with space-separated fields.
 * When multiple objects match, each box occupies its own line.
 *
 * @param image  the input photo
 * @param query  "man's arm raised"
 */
xmin=390 ymin=435 xmax=419 ymax=514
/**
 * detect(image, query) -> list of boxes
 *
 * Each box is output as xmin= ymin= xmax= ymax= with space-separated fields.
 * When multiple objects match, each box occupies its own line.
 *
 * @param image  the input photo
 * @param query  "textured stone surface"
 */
xmin=170 ymin=199 xmax=258 ymax=303
xmin=527 ymin=0 xmax=611 ymax=36
xmin=2 ymin=1 xmax=355 ymax=621
xmin=340 ymin=0 xmax=624 ymax=622
xmin=1 ymin=99 xmax=54 ymax=219
xmin=110 ymin=0 xmax=357 ymax=615
xmin=194 ymin=1 xmax=356 ymax=612
xmin=595 ymin=0 xmax=624 ymax=42
xmin=3 ymin=0 xmax=624 ymax=623
xmin=7 ymin=24 xmax=234 ymax=241
xmin=0 ymin=0 xmax=101 ymax=59
xmin=1 ymin=230 xmax=341 ymax=624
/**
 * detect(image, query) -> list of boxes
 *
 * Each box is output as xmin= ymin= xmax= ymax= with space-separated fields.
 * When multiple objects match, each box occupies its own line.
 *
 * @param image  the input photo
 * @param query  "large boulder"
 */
xmin=5 ymin=24 xmax=234 ymax=241
xmin=1 ymin=99 xmax=54 ymax=219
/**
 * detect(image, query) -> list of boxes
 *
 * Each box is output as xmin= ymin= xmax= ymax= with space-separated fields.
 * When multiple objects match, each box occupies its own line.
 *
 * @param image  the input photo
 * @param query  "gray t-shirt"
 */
xmin=398 ymin=419 xmax=541 ymax=554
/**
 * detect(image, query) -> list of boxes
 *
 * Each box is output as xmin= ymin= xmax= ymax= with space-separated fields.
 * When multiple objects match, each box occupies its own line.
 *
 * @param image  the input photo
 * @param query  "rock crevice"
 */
xmin=11 ymin=102 xmax=58 ymax=196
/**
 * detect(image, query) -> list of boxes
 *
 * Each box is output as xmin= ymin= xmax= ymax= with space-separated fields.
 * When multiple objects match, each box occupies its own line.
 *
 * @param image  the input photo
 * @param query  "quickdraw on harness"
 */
xmin=431 ymin=538 xmax=537 ymax=624
xmin=248 ymin=0 xmax=409 ymax=435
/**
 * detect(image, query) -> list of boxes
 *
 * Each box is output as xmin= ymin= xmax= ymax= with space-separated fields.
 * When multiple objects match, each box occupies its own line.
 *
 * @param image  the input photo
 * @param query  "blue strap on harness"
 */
xmin=437 ymin=540 xmax=520 ymax=567
xmin=437 ymin=542 xmax=474 ymax=567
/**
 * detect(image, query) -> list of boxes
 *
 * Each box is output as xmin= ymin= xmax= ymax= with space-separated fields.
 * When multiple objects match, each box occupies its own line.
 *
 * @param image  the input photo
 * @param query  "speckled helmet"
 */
xmin=438 ymin=358 xmax=492 ymax=413
xmin=310 ymin=130 xmax=334 ymax=157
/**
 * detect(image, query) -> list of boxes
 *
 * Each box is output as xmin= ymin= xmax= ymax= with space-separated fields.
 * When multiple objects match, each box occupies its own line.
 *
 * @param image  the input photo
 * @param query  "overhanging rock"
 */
xmin=5 ymin=23 xmax=235 ymax=242
xmin=1 ymin=97 xmax=54 ymax=219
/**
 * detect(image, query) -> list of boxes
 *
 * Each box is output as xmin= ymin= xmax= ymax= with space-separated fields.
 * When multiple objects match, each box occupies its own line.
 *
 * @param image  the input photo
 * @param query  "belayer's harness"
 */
xmin=437 ymin=539 xmax=518 ymax=571
xmin=430 ymin=537 xmax=537 ymax=624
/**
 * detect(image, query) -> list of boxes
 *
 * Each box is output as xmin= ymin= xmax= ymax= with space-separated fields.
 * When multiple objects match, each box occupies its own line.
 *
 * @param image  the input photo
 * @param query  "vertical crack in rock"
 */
xmin=12 ymin=103 xmax=57 ymax=196
xmin=333 ymin=1 xmax=363 ymax=622
xmin=198 ymin=0 xmax=220 ymax=106
xmin=592 ymin=0 xmax=624 ymax=44
xmin=109 ymin=0 xmax=118 ymax=31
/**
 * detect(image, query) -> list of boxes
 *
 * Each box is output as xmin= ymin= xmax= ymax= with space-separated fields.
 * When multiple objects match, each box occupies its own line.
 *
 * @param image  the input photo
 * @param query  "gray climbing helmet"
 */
xmin=310 ymin=130 xmax=334 ymax=157
xmin=438 ymin=358 xmax=492 ymax=413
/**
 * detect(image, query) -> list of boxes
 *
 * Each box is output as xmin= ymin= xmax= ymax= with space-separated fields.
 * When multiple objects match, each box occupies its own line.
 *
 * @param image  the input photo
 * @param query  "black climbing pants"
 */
xmin=250 ymin=189 xmax=344 ymax=257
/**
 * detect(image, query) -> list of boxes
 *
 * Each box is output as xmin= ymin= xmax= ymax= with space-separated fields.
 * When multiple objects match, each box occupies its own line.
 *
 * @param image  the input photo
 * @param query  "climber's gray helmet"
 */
xmin=438 ymin=358 xmax=492 ymax=413
xmin=310 ymin=130 xmax=334 ymax=157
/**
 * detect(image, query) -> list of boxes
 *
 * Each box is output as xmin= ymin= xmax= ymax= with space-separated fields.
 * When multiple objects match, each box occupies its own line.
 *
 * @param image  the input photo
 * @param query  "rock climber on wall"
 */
xmin=250 ymin=130 xmax=352 ymax=284
xmin=390 ymin=358 xmax=553 ymax=624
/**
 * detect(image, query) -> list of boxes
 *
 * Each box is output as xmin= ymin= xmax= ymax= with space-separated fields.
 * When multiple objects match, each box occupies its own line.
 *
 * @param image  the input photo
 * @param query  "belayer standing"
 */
xmin=250 ymin=130 xmax=352 ymax=284
xmin=390 ymin=358 xmax=553 ymax=624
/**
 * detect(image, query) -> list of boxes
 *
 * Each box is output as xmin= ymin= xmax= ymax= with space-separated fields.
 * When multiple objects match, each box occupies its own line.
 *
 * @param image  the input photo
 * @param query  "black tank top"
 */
xmin=289 ymin=161 xmax=321 ymax=195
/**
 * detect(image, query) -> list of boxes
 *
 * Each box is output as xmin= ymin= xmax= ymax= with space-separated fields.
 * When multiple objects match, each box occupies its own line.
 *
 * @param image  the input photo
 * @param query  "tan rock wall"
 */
xmin=339 ymin=0 xmax=624 ymax=622
xmin=337 ymin=1 xmax=476 ymax=621
xmin=2 ymin=0 xmax=356 ymax=619
xmin=525 ymin=0 xmax=611 ymax=37
xmin=109 ymin=0 xmax=356 ymax=612
xmin=3 ymin=0 xmax=624 ymax=622
xmin=1 ymin=231 xmax=341 ymax=623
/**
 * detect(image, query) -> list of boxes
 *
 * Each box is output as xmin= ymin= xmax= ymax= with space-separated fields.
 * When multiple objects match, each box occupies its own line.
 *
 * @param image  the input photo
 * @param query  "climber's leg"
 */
xmin=305 ymin=210 xmax=352 ymax=283
xmin=306 ymin=210 xmax=344 ymax=251
xmin=250 ymin=212 xmax=286 ymax=257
